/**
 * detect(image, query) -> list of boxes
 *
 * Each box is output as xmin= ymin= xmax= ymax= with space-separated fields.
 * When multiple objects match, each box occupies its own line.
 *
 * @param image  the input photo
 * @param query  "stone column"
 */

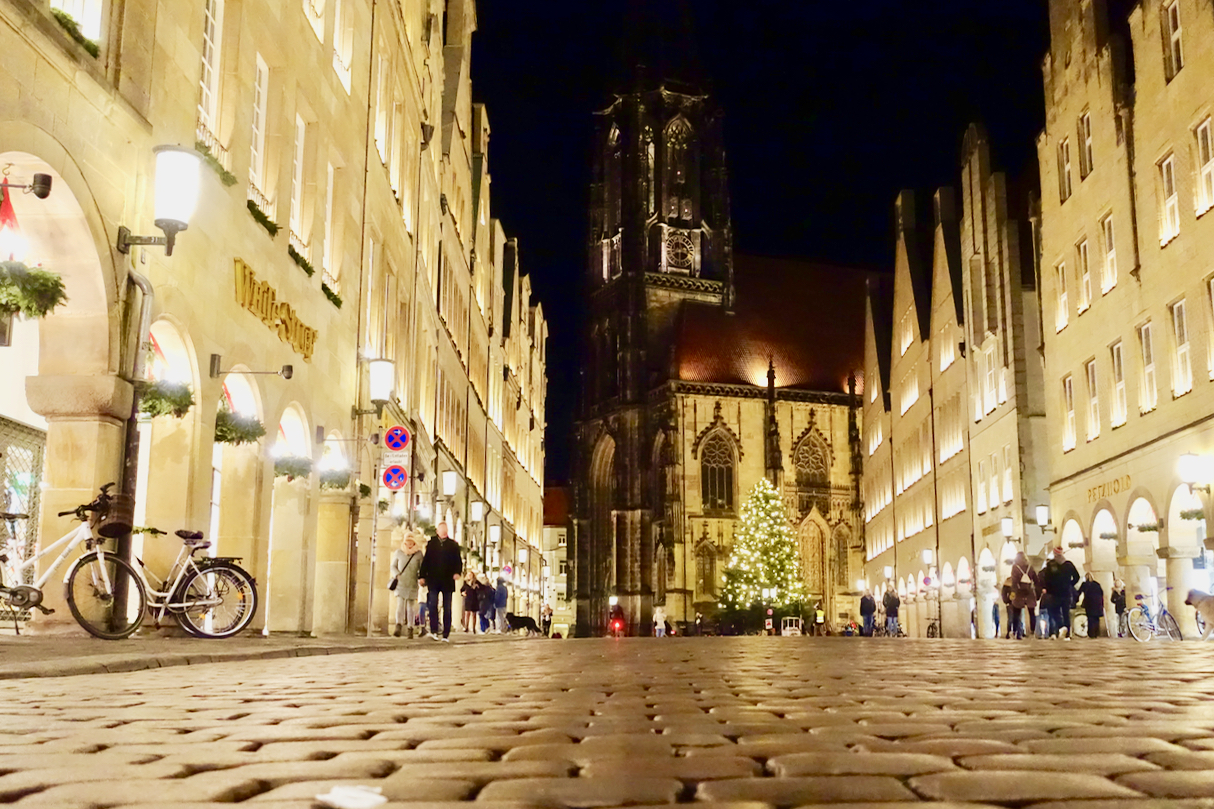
xmin=1119 ymin=555 xmax=1155 ymax=610
xmin=217 ymin=443 xmax=265 ymax=629
xmin=1161 ymin=547 xmax=1200 ymax=638
xmin=266 ymin=477 xmax=310 ymax=633
xmin=367 ymin=517 xmax=396 ymax=635
xmin=140 ymin=416 xmax=196 ymax=578
xmin=25 ymin=375 xmax=131 ymax=632
xmin=312 ymin=491 xmax=353 ymax=635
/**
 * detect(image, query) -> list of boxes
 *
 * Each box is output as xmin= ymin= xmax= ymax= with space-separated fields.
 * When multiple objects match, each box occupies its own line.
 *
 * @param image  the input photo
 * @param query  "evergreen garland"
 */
xmin=319 ymin=468 xmax=352 ymax=490
xmin=195 ymin=140 xmax=237 ymax=187
xmin=1181 ymin=508 xmax=1206 ymax=521
xmin=358 ymin=482 xmax=373 ymax=499
xmin=322 ymin=282 xmax=343 ymax=309
xmin=288 ymin=244 xmax=315 ymax=276
xmin=214 ymin=408 xmax=266 ymax=445
xmin=0 ymin=262 xmax=68 ymax=318
xmin=246 ymin=199 xmax=279 ymax=237
xmin=274 ymin=455 xmax=313 ymax=480
xmin=137 ymin=380 xmax=195 ymax=418
xmin=50 ymin=9 xmax=99 ymax=57
xmin=720 ymin=477 xmax=807 ymax=610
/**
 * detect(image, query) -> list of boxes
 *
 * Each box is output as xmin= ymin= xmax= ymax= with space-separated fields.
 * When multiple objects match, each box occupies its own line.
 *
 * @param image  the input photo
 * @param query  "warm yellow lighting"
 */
xmin=0 ymin=221 xmax=28 ymax=262
xmin=1035 ymin=504 xmax=1050 ymax=528
xmin=488 ymin=524 xmax=501 ymax=544
xmin=470 ymin=500 xmax=485 ymax=522
xmin=368 ymin=359 xmax=395 ymax=403
xmin=152 ymin=146 xmax=202 ymax=232
xmin=441 ymin=470 xmax=459 ymax=497
xmin=1001 ymin=516 xmax=1014 ymax=538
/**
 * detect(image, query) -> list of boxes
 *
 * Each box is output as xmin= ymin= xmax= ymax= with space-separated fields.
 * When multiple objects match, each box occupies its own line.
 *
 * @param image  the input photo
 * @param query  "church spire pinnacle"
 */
xmin=620 ymin=0 xmax=707 ymax=92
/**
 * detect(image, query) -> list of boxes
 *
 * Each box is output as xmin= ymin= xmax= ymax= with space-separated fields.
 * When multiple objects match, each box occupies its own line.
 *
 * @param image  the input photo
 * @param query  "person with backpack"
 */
xmin=1010 ymin=551 xmax=1041 ymax=639
xmin=1040 ymin=547 xmax=1081 ymax=639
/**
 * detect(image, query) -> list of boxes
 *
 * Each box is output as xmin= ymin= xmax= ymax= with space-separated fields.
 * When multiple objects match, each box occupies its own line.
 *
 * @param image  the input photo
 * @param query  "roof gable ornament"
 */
xmin=691 ymin=400 xmax=742 ymax=460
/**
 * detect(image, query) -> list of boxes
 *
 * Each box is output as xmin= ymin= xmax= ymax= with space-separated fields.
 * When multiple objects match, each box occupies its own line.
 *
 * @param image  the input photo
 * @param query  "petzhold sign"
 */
xmin=233 ymin=258 xmax=318 ymax=361
xmin=1087 ymin=474 xmax=1132 ymax=503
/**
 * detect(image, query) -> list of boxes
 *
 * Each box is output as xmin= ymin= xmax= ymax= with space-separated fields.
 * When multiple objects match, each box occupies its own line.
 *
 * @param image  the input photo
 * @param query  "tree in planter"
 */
xmin=214 ymin=407 xmax=267 ymax=445
xmin=0 ymin=261 xmax=68 ymax=319
xmin=720 ymin=477 xmax=806 ymax=612
xmin=137 ymin=380 xmax=195 ymax=418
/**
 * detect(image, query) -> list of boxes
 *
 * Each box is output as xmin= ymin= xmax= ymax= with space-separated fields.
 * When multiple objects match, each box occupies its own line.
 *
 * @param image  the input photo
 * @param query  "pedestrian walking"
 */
xmin=991 ymin=600 xmax=1001 ymax=639
xmin=1001 ymin=577 xmax=1016 ymax=638
xmin=390 ymin=531 xmax=423 ymax=638
xmin=477 ymin=572 xmax=495 ymax=633
xmin=494 ymin=571 xmax=510 ymax=633
xmin=1010 ymin=551 xmax=1040 ymax=639
xmin=1040 ymin=548 xmax=1080 ymax=639
xmin=1077 ymin=572 xmax=1104 ymax=638
xmin=418 ymin=521 xmax=462 ymax=642
xmin=653 ymin=605 xmax=667 ymax=637
xmin=460 ymin=571 xmax=480 ymax=633
xmin=859 ymin=589 xmax=876 ymax=636
xmin=1111 ymin=578 xmax=1127 ymax=637
xmin=882 ymin=583 xmax=900 ymax=636
xmin=813 ymin=601 xmax=827 ymax=635
xmin=541 ymin=603 xmax=553 ymax=636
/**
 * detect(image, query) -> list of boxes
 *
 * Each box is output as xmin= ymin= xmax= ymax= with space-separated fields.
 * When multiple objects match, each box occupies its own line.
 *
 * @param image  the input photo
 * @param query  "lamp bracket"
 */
xmin=352 ymin=404 xmax=384 ymax=419
xmin=116 ymin=226 xmax=166 ymax=254
xmin=209 ymin=354 xmax=292 ymax=379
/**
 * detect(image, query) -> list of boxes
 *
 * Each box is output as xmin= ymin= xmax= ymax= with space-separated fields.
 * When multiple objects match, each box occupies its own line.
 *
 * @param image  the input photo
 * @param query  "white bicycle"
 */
xmin=0 ymin=484 xmax=147 ymax=639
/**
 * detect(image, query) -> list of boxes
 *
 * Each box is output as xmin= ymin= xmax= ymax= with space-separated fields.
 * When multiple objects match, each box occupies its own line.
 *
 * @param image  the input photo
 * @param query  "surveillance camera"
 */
xmin=280 ymin=365 xmax=293 ymax=379
xmin=30 ymin=174 xmax=51 ymax=200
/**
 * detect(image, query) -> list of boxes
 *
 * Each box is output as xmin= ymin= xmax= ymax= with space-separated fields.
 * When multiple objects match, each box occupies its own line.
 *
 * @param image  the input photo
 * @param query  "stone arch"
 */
xmin=699 ymin=430 xmax=736 ymax=514
xmin=266 ymin=402 xmax=315 ymax=633
xmin=798 ymin=510 xmax=828 ymax=600
xmin=587 ymin=430 xmax=618 ymax=630
xmin=956 ymin=556 xmax=973 ymax=597
xmin=941 ymin=561 xmax=956 ymax=599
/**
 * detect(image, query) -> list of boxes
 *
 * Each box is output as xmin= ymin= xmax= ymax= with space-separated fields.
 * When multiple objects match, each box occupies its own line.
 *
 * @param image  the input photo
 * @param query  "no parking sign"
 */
xmin=384 ymin=425 xmax=411 ymax=452
xmin=382 ymin=465 xmax=408 ymax=491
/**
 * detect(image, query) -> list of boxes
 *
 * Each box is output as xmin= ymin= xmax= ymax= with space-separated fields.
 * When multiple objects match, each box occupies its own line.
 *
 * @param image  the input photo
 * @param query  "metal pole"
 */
xmin=365 ymin=456 xmax=380 ymax=637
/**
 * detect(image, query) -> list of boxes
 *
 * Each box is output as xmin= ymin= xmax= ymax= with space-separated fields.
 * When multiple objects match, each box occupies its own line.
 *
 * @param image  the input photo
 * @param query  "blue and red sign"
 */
xmin=382 ymin=465 xmax=408 ymax=491
xmin=384 ymin=425 xmax=411 ymax=452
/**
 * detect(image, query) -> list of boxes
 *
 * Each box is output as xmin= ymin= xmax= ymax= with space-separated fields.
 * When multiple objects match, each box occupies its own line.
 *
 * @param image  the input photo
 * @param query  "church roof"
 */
xmin=543 ymin=486 xmax=570 ymax=527
xmin=672 ymin=255 xmax=871 ymax=395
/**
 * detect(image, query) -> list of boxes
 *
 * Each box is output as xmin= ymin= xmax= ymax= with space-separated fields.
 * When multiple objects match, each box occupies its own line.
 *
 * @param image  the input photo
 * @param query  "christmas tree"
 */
xmin=720 ymin=477 xmax=806 ymax=610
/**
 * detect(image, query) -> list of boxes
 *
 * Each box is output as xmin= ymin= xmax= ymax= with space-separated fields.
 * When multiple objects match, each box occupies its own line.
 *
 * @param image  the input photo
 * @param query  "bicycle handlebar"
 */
xmin=56 ymin=484 xmax=118 ymax=520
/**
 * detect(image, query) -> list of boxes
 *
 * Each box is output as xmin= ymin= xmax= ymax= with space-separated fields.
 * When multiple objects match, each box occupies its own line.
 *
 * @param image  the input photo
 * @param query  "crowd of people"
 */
xmin=388 ymin=521 xmax=549 ymax=640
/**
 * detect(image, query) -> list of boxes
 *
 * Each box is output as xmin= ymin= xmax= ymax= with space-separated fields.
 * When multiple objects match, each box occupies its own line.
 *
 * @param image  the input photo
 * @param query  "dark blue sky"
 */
xmin=471 ymin=1 xmax=1051 ymax=482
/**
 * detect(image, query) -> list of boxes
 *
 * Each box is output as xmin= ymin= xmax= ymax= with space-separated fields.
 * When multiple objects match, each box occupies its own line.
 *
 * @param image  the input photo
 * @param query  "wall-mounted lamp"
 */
xmin=1001 ymin=516 xmax=1015 ymax=539
xmin=608 ymin=595 xmax=618 ymax=607
xmin=488 ymin=524 xmax=501 ymax=544
xmin=470 ymin=500 xmax=485 ymax=522
xmin=1180 ymin=453 xmax=1213 ymax=493
xmin=441 ymin=470 xmax=459 ymax=497
xmin=856 ymin=578 xmax=867 ymax=592
xmin=209 ymin=354 xmax=292 ymax=380
xmin=352 ymin=358 xmax=395 ymax=419
xmin=921 ymin=548 xmax=934 ymax=565
xmin=883 ymin=565 xmax=894 ymax=580
xmin=1035 ymin=504 xmax=1056 ymax=533
xmin=117 ymin=146 xmax=202 ymax=256
xmin=518 ymin=547 xmax=529 ymax=564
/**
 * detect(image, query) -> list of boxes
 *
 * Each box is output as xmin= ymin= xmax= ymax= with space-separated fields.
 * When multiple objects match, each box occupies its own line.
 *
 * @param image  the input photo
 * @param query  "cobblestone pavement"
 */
xmin=6 ymin=637 xmax=1214 ymax=808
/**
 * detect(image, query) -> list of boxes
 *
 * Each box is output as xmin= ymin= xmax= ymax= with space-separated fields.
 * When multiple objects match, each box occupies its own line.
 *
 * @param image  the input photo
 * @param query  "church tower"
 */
xmin=572 ymin=3 xmax=734 ymax=635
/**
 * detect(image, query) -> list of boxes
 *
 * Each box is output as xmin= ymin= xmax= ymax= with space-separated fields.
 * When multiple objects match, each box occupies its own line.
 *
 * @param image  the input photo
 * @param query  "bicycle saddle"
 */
xmin=175 ymin=530 xmax=204 ymax=541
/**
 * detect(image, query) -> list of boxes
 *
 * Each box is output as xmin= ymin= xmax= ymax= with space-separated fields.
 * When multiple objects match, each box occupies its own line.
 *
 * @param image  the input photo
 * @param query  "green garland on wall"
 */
xmin=319 ymin=468 xmax=352 ymax=490
xmin=0 ymin=262 xmax=68 ymax=318
xmin=214 ymin=408 xmax=267 ymax=445
xmin=50 ymin=9 xmax=99 ymax=57
xmin=274 ymin=455 xmax=313 ymax=480
xmin=138 ymin=381 xmax=195 ymax=418
xmin=247 ymin=199 xmax=279 ymax=237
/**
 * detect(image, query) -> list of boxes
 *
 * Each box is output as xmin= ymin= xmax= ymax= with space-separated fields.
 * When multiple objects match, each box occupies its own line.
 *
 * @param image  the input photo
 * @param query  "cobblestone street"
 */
xmin=6 ymin=637 xmax=1214 ymax=808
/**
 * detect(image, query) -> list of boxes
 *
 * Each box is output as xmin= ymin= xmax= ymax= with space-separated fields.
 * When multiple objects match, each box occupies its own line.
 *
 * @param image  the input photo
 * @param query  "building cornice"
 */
xmin=643 ymin=272 xmax=723 ymax=295
xmin=662 ymin=380 xmax=856 ymax=407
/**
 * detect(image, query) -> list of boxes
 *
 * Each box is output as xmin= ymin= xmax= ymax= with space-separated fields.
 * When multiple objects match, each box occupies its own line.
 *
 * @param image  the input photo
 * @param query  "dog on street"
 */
xmin=507 ymin=612 xmax=543 ymax=636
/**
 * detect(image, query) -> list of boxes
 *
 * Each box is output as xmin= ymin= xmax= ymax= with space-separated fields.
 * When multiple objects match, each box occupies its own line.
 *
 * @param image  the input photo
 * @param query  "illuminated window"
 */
xmin=1063 ymin=375 xmax=1076 ymax=451
xmin=1055 ymin=262 xmax=1068 ymax=331
xmin=1077 ymin=240 xmax=1091 ymax=311
xmin=249 ymin=54 xmax=269 ymax=191
xmin=1058 ymin=138 xmax=1072 ymax=202
xmin=899 ymin=314 xmax=913 ymax=356
xmin=304 ymin=0 xmax=324 ymax=41
xmin=51 ymin=0 xmax=102 ymax=41
xmin=1172 ymin=299 xmax=1192 ymax=395
xmin=977 ymin=460 xmax=987 ymax=513
xmin=1111 ymin=342 xmax=1126 ymax=426
xmin=197 ymin=0 xmax=224 ymax=130
xmin=1198 ymin=121 xmax=1214 ymax=214
xmin=1101 ymin=215 xmax=1117 ymax=293
xmin=984 ymin=346 xmax=997 ymax=414
xmin=939 ymin=327 xmax=955 ymax=371
xmin=374 ymin=58 xmax=389 ymax=163
xmin=1161 ymin=155 xmax=1180 ymax=244
xmin=1079 ymin=112 xmax=1094 ymax=178
xmin=700 ymin=433 xmax=734 ymax=513
xmin=289 ymin=115 xmax=306 ymax=235
xmin=332 ymin=0 xmax=353 ymax=92
xmin=1165 ymin=1 xmax=1184 ymax=79
xmin=1002 ymin=445 xmax=1013 ymax=503
xmin=1085 ymin=359 xmax=1100 ymax=440
xmin=1139 ymin=322 xmax=1158 ymax=412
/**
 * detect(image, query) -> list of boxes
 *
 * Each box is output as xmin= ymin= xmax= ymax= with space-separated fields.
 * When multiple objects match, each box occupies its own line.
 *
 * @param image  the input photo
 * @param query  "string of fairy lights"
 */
xmin=721 ymin=477 xmax=807 ymax=609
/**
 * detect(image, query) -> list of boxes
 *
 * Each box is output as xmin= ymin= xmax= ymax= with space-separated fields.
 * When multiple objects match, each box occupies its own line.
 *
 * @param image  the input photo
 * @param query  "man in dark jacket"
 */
xmin=1040 ymin=548 xmax=1081 ymax=639
xmin=859 ymin=590 xmax=876 ymax=636
xmin=1076 ymin=573 xmax=1105 ymax=639
xmin=882 ymin=584 xmax=901 ymax=636
xmin=418 ymin=522 xmax=462 ymax=642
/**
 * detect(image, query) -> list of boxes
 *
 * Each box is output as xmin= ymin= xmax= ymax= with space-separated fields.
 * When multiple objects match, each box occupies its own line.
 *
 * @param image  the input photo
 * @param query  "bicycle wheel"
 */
xmin=65 ymin=553 xmax=147 ymax=640
xmin=175 ymin=563 xmax=258 ymax=638
xmin=1161 ymin=611 xmax=1183 ymax=641
xmin=1127 ymin=607 xmax=1152 ymax=642
xmin=1072 ymin=614 xmax=1088 ymax=638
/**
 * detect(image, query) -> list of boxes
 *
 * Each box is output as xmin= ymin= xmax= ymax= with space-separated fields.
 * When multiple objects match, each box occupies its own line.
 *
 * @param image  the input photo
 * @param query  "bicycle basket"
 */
xmin=95 ymin=493 xmax=135 ymax=539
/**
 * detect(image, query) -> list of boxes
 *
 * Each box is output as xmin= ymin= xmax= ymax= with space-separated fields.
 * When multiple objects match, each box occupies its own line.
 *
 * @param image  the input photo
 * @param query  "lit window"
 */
xmin=1166 ymin=1 xmax=1184 ymax=78
xmin=700 ymin=433 xmax=735 ymax=513
xmin=1058 ymin=138 xmax=1073 ymax=202
xmin=374 ymin=58 xmax=389 ymax=163
xmin=289 ymin=115 xmax=306 ymax=235
xmin=1161 ymin=155 xmax=1180 ymax=244
xmin=984 ymin=346 xmax=997 ymax=415
xmin=1055 ymin=262 xmax=1068 ymax=331
xmin=198 ymin=0 xmax=224 ymax=130
xmin=50 ymin=0 xmax=102 ymax=41
xmin=900 ymin=371 xmax=919 ymax=415
xmin=1002 ymin=445 xmax=1013 ymax=503
xmin=1111 ymin=341 xmax=1126 ymax=426
xmin=989 ymin=453 xmax=999 ymax=510
xmin=1079 ymin=113 xmax=1094 ymax=178
xmin=332 ymin=0 xmax=353 ymax=92
xmin=1139 ymin=322 xmax=1158 ymax=412
xmin=1101 ymin=215 xmax=1117 ymax=293
xmin=1077 ymin=240 xmax=1091 ymax=311
xmin=939 ymin=327 xmax=955 ymax=371
xmin=1199 ymin=121 xmax=1214 ymax=214
xmin=899 ymin=314 xmax=913 ymax=356
xmin=977 ymin=460 xmax=987 ymax=513
xmin=1085 ymin=359 xmax=1100 ymax=440
xmin=1172 ymin=299 xmax=1192 ymax=395
xmin=323 ymin=163 xmax=336 ymax=286
xmin=304 ymin=0 xmax=324 ymax=41
xmin=1063 ymin=375 xmax=1076 ymax=451
xmin=249 ymin=54 xmax=269 ymax=191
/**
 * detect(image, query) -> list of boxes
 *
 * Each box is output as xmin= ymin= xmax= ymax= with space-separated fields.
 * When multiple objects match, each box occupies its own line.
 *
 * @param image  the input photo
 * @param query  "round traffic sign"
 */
xmin=384 ymin=425 xmax=411 ymax=452
xmin=382 ymin=465 xmax=408 ymax=491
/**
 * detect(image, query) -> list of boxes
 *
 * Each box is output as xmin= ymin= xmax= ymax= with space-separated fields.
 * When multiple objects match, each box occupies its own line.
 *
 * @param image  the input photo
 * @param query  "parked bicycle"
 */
xmin=0 ymin=484 xmax=146 ymax=638
xmin=133 ymin=527 xmax=258 ymax=639
xmin=1128 ymin=590 xmax=1182 ymax=641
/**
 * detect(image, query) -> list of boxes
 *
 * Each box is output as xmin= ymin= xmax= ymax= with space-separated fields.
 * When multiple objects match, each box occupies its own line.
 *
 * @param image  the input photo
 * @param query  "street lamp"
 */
xmin=922 ymin=548 xmax=934 ymax=565
xmin=117 ymin=145 xmax=203 ymax=256
xmin=1035 ymin=505 xmax=1056 ymax=533
xmin=1001 ymin=516 xmax=1015 ymax=539
xmin=351 ymin=358 xmax=395 ymax=418
xmin=470 ymin=500 xmax=485 ymax=522
xmin=884 ymin=565 xmax=894 ymax=580
xmin=489 ymin=523 xmax=501 ymax=544
xmin=1180 ymin=453 xmax=1213 ymax=493
xmin=441 ymin=470 xmax=459 ymax=498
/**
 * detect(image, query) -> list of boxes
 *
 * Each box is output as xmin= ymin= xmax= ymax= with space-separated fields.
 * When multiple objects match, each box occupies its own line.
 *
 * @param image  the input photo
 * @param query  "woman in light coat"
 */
xmin=391 ymin=532 xmax=423 ymax=637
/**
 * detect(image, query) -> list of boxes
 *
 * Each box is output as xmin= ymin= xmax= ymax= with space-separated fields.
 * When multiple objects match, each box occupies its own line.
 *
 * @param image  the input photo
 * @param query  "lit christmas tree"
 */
xmin=720 ymin=477 xmax=806 ymax=610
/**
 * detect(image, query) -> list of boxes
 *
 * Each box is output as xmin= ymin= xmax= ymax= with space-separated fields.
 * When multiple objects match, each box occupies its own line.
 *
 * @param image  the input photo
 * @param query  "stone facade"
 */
xmin=0 ymin=0 xmax=545 ymax=635
xmin=1035 ymin=0 xmax=1214 ymax=637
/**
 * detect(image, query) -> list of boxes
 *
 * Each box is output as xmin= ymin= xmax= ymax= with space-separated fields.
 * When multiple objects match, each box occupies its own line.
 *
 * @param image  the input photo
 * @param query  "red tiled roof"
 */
xmin=544 ymin=486 xmax=570 ymax=526
xmin=673 ymin=255 xmax=870 ymax=394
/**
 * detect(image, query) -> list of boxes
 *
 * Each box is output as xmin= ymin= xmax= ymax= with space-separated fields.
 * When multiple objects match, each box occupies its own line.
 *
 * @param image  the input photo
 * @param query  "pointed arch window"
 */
xmin=832 ymin=525 xmax=851 ymax=589
xmin=794 ymin=433 xmax=829 ymax=488
xmin=665 ymin=118 xmax=693 ymax=219
xmin=700 ymin=432 xmax=735 ymax=513
xmin=696 ymin=544 xmax=716 ymax=596
xmin=644 ymin=127 xmax=656 ymax=216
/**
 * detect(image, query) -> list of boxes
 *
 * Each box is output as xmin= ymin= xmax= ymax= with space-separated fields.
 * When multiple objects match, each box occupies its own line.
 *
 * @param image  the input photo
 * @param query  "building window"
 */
xmin=1085 ymin=359 xmax=1100 ymax=440
xmin=1139 ymin=322 xmax=1158 ymax=412
xmin=989 ymin=453 xmax=999 ymax=511
xmin=1002 ymin=444 xmax=1013 ymax=503
xmin=1079 ymin=112 xmax=1094 ymax=178
xmin=1058 ymin=138 xmax=1073 ymax=202
xmin=939 ymin=327 xmax=955 ymax=371
xmin=1111 ymin=341 xmax=1127 ymax=426
xmin=984 ymin=346 xmax=997 ymax=415
xmin=322 ymin=163 xmax=336 ymax=287
xmin=1161 ymin=155 xmax=1180 ymax=244
xmin=289 ymin=115 xmax=306 ymax=236
xmin=1055 ymin=262 xmax=1068 ymax=331
xmin=374 ymin=58 xmax=389 ymax=164
xmin=1101 ymin=215 xmax=1117 ymax=293
xmin=197 ymin=0 xmax=224 ymax=131
xmin=900 ymin=370 xmax=919 ymax=415
xmin=249 ymin=54 xmax=269 ymax=191
xmin=1172 ymin=299 xmax=1192 ymax=395
xmin=700 ymin=433 xmax=734 ymax=513
xmin=898 ymin=313 xmax=913 ymax=356
xmin=1077 ymin=240 xmax=1091 ymax=311
xmin=1165 ymin=0 xmax=1184 ymax=79
xmin=977 ymin=459 xmax=987 ymax=513
xmin=51 ymin=0 xmax=103 ymax=41
xmin=696 ymin=544 xmax=716 ymax=596
xmin=1063 ymin=375 xmax=1076 ymax=451
xmin=304 ymin=0 xmax=324 ymax=41
xmin=1199 ymin=120 xmax=1214 ymax=215
xmin=332 ymin=0 xmax=352 ymax=92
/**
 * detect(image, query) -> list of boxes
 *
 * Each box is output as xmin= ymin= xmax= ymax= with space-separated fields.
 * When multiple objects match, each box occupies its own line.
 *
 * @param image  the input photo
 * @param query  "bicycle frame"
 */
xmin=138 ymin=545 xmax=216 ymax=622
xmin=7 ymin=520 xmax=108 ymax=592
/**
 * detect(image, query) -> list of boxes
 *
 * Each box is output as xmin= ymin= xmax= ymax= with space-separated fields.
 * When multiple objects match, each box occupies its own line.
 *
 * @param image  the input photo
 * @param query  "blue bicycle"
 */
xmin=1128 ymin=591 xmax=1182 ymax=642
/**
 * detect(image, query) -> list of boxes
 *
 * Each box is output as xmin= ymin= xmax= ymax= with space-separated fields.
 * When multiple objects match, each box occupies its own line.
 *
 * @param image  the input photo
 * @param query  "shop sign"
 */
xmin=1087 ymin=474 xmax=1132 ymax=503
xmin=233 ymin=258 xmax=318 ymax=361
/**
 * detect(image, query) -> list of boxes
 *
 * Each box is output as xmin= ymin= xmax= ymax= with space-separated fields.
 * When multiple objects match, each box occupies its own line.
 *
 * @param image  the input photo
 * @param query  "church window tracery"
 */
xmin=700 ymin=432 xmax=735 ymax=513
xmin=794 ymin=432 xmax=829 ymax=487
xmin=696 ymin=543 xmax=716 ymax=597
xmin=665 ymin=118 xmax=693 ymax=222
xmin=832 ymin=525 xmax=851 ymax=589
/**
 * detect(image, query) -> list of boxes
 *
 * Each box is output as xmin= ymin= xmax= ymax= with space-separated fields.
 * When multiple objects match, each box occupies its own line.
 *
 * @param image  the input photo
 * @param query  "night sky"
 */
xmin=471 ymin=1 xmax=1051 ymax=483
